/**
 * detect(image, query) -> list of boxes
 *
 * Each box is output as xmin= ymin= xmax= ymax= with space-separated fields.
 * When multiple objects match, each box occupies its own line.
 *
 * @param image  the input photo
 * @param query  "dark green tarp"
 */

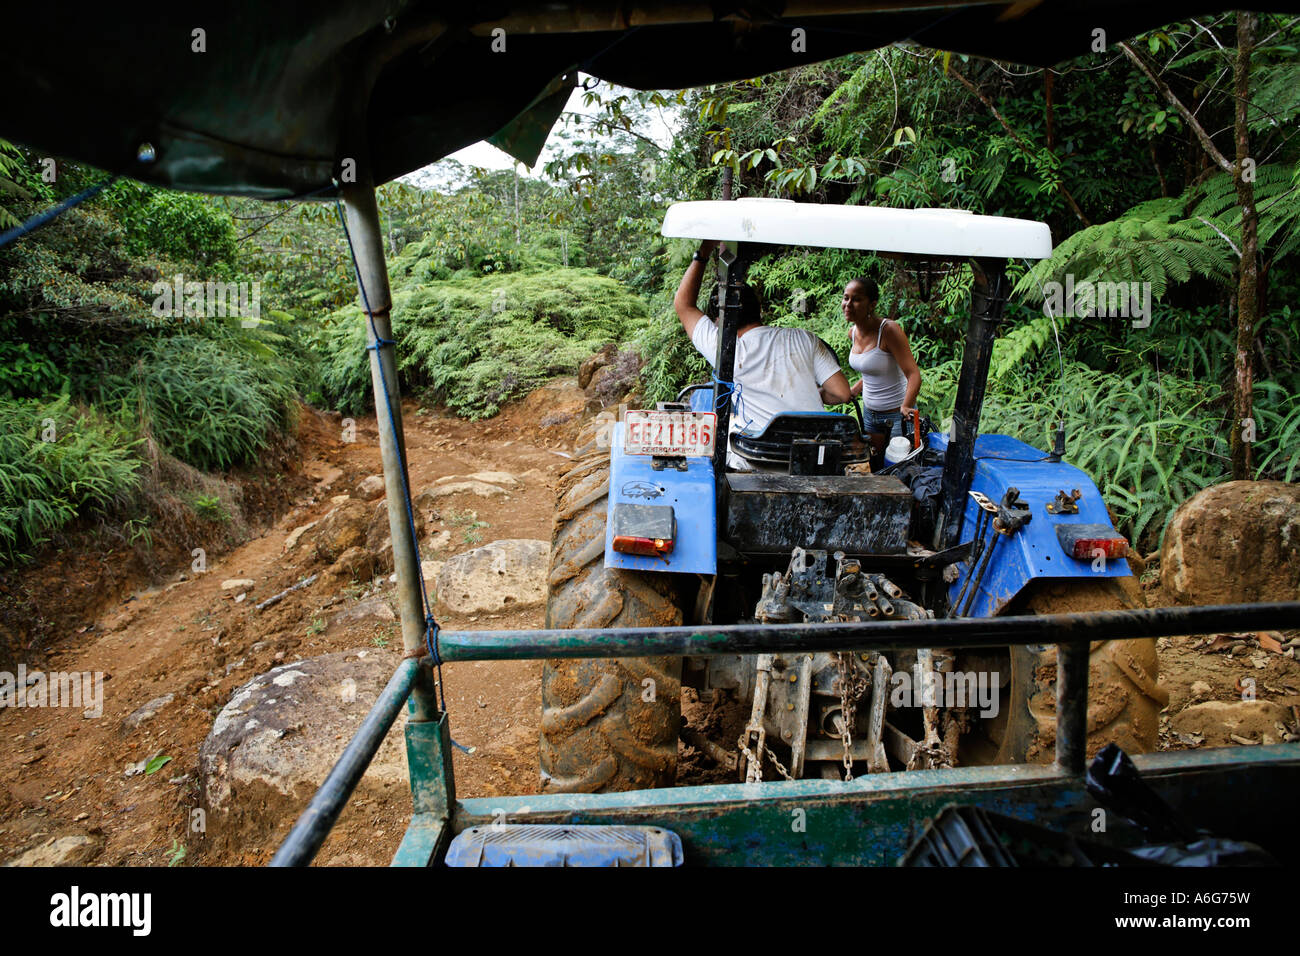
xmin=0 ymin=2 xmax=1276 ymax=198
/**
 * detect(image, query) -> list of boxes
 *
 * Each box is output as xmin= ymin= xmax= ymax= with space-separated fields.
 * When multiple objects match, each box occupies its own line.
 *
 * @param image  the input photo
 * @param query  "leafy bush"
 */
xmin=0 ymin=396 xmax=142 ymax=563
xmin=921 ymin=359 xmax=1300 ymax=551
xmin=100 ymin=180 xmax=238 ymax=267
xmin=315 ymin=268 xmax=649 ymax=418
xmin=106 ymin=333 xmax=297 ymax=471
xmin=192 ymin=494 xmax=230 ymax=522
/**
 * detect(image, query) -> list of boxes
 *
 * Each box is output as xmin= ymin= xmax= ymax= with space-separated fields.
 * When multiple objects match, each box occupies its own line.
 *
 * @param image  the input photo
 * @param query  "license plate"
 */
xmin=624 ymin=410 xmax=716 ymax=457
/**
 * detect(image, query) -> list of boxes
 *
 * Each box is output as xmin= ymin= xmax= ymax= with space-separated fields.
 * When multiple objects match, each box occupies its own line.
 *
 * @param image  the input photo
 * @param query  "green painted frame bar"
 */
xmin=392 ymin=714 xmax=456 ymax=866
xmin=396 ymin=743 xmax=1296 ymax=867
xmin=431 ymin=601 xmax=1300 ymax=661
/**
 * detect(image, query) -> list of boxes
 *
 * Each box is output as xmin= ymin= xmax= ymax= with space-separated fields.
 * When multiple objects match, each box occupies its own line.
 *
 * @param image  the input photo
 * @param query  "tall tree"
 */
xmin=1231 ymin=11 xmax=1259 ymax=479
xmin=1119 ymin=16 xmax=1264 ymax=479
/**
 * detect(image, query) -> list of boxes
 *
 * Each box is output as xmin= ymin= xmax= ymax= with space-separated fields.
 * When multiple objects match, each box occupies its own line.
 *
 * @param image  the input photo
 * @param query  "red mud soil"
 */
xmin=1 ymin=381 xmax=1297 ymax=866
xmin=0 ymin=386 xmax=586 ymax=866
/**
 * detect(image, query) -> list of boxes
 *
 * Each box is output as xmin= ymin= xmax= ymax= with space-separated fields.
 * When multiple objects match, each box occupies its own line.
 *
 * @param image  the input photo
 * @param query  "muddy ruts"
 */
xmin=540 ymin=446 xmax=683 ymax=793
xmin=983 ymin=578 xmax=1168 ymax=765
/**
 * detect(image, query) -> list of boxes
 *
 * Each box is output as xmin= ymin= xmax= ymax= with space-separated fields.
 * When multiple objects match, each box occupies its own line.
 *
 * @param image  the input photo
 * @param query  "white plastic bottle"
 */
xmin=884 ymin=435 xmax=913 ymax=466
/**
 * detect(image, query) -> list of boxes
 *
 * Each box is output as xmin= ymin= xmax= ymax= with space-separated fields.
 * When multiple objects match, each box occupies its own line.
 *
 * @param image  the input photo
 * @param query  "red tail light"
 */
xmin=1069 ymin=536 xmax=1128 ymax=560
xmin=1055 ymin=523 xmax=1129 ymax=561
xmin=612 ymin=535 xmax=674 ymax=557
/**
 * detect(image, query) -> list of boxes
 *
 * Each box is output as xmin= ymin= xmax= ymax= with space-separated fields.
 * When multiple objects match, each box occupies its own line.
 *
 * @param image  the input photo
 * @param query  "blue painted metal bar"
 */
xmin=270 ymin=657 xmax=421 ymax=867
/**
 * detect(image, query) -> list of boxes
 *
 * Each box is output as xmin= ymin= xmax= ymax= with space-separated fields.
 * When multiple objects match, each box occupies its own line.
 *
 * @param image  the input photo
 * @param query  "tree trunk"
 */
xmin=513 ymin=162 xmax=521 ymax=244
xmin=1043 ymin=70 xmax=1056 ymax=151
xmin=1230 ymin=12 xmax=1258 ymax=481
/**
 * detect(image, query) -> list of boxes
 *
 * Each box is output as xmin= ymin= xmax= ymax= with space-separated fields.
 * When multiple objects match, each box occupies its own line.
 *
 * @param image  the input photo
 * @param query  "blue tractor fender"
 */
xmin=603 ymin=409 xmax=718 ymax=576
xmin=930 ymin=431 xmax=1133 ymax=618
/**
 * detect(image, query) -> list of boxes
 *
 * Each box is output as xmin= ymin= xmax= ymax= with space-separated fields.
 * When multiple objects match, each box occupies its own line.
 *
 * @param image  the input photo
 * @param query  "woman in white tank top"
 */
xmin=843 ymin=278 xmax=922 ymax=440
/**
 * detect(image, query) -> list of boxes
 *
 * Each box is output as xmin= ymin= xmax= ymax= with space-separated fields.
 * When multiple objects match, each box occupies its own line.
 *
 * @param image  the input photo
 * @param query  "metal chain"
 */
xmin=764 ymin=743 xmax=794 ymax=781
xmin=834 ymin=652 xmax=870 ymax=781
xmin=736 ymin=732 xmax=794 ymax=782
xmin=737 ymin=732 xmax=763 ymax=783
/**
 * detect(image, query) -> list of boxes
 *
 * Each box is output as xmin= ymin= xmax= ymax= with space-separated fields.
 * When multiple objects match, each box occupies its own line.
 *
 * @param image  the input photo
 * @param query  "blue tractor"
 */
xmin=540 ymin=200 xmax=1167 ymax=791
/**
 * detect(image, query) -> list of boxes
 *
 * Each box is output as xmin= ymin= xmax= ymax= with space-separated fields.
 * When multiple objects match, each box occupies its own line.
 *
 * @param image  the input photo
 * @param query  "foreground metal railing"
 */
xmin=271 ymin=600 xmax=1300 ymax=866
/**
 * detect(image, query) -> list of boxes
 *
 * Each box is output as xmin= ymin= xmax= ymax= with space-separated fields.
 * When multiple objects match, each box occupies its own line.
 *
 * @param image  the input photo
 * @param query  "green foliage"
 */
xmin=316 ymin=268 xmax=648 ymax=418
xmin=1016 ymin=164 xmax=1300 ymax=309
xmin=105 ymin=332 xmax=296 ymax=471
xmin=923 ymin=357 xmax=1299 ymax=551
xmin=192 ymin=494 xmax=229 ymax=522
xmin=0 ymin=335 xmax=63 ymax=398
xmin=0 ymin=396 xmax=142 ymax=563
xmin=144 ymin=754 xmax=172 ymax=775
xmin=167 ymin=838 xmax=187 ymax=867
xmin=101 ymin=180 xmax=237 ymax=267
xmin=0 ymin=139 xmax=48 ymax=229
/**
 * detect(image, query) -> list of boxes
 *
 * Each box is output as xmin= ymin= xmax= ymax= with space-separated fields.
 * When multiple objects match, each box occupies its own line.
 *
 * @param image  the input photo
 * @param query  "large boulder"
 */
xmin=434 ymin=539 xmax=549 ymax=613
xmin=1169 ymin=699 xmax=1296 ymax=747
xmin=3 ymin=833 xmax=104 ymax=867
xmin=577 ymin=343 xmax=618 ymax=389
xmin=197 ymin=649 xmax=407 ymax=852
xmin=324 ymin=545 xmax=378 ymax=585
xmin=364 ymin=500 xmax=427 ymax=573
xmin=441 ymin=471 xmax=520 ymax=491
xmin=586 ymin=352 xmax=642 ymax=409
xmin=1160 ymin=480 xmax=1300 ymax=604
xmin=326 ymin=596 xmax=396 ymax=632
xmin=420 ymin=480 xmax=508 ymax=500
xmin=356 ymin=475 xmax=386 ymax=501
xmin=517 ymin=378 xmax=587 ymax=438
xmin=310 ymin=499 xmax=372 ymax=563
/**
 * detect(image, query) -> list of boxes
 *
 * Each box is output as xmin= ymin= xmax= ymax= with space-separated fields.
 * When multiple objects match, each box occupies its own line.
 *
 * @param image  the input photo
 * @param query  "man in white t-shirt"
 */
xmin=674 ymin=238 xmax=854 ymax=470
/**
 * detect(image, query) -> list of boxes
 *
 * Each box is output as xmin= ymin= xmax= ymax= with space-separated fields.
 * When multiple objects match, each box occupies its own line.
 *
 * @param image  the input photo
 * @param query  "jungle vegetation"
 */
xmin=1 ymin=12 xmax=1297 ymax=564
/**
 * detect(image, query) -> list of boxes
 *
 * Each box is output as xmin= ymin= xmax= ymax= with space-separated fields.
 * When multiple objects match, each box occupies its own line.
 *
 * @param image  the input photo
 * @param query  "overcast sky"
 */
xmin=400 ymin=76 xmax=680 ymax=191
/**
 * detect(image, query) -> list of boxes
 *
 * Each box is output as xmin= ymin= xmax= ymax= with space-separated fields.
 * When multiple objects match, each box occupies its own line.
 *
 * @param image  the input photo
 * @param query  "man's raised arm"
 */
xmin=673 ymin=239 xmax=720 ymax=338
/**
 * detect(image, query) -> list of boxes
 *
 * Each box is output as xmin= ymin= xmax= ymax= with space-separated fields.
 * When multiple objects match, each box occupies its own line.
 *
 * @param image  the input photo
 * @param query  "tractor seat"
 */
xmin=730 ymin=412 xmax=869 ymax=468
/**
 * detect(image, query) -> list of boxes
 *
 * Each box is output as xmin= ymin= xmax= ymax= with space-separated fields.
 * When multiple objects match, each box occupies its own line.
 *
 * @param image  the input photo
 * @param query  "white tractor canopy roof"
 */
xmin=662 ymin=199 xmax=1052 ymax=260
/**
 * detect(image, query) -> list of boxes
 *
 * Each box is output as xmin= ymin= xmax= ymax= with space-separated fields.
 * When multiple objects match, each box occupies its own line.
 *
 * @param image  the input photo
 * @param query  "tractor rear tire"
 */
xmin=968 ymin=578 xmax=1169 ymax=765
xmin=539 ymin=448 xmax=683 ymax=793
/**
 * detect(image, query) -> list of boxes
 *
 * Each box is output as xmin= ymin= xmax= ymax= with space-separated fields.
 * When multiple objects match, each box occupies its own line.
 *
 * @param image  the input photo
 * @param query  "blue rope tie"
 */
xmin=0 ymin=175 xmax=119 ymax=249
xmin=712 ymin=372 xmax=755 ymax=433
xmin=710 ymin=371 xmax=734 ymax=411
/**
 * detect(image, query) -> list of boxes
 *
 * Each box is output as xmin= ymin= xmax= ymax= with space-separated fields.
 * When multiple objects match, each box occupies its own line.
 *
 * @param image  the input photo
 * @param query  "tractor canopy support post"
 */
xmin=341 ymin=178 xmax=439 ymax=723
xmin=712 ymin=245 xmax=746 ymax=474
xmin=935 ymin=257 xmax=1009 ymax=550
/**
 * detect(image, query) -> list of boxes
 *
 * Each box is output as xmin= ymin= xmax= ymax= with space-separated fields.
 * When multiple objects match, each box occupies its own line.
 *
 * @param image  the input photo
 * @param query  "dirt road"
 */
xmin=0 ymin=388 xmax=590 ymax=866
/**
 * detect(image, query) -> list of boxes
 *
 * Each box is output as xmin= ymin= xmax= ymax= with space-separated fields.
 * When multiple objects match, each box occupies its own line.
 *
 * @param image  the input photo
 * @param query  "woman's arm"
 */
xmin=848 ymin=325 xmax=863 ymax=397
xmin=885 ymin=321 xmax=922 ymax=418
